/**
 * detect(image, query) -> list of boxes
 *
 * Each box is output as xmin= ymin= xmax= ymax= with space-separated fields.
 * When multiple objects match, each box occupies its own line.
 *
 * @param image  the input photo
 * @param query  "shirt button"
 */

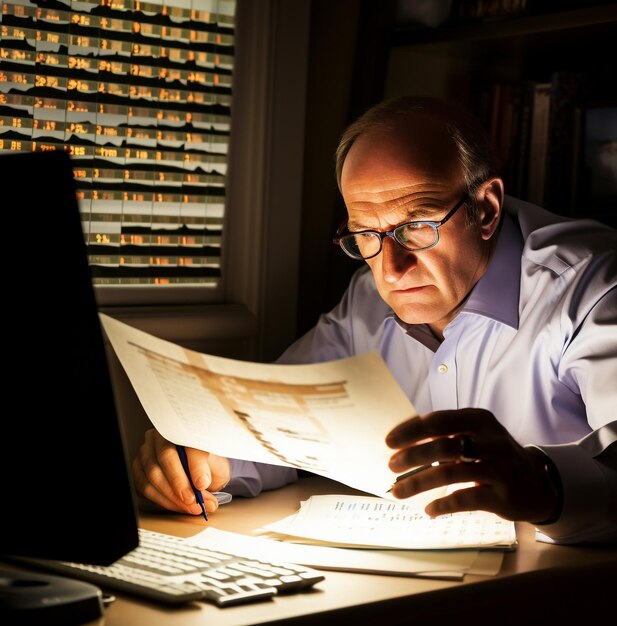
xmin=438 ymin=364 xmax=448 ymax=374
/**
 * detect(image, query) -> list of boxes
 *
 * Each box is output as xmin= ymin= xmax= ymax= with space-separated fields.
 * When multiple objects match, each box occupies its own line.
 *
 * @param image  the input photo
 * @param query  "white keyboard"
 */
xmin=24 ymin=528 xmax=325 ymax=607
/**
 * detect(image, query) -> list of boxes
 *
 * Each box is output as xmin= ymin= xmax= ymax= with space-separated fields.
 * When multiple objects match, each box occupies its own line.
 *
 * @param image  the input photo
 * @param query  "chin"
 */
xmin=390 ymin=304 xmax=441 ymax=326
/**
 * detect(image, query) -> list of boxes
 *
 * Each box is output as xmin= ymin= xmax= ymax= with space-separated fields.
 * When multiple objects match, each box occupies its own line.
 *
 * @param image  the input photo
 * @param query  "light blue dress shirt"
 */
xmin=227 ymin=197 xmax=617 ymax=545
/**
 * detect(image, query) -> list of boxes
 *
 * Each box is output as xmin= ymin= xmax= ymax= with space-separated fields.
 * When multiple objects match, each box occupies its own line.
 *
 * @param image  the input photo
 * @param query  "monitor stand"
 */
xmin=0 ymin=567 xmax=104 ymax=625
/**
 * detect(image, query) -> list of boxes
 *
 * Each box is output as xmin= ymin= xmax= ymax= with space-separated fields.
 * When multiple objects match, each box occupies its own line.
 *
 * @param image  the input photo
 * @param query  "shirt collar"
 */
xmin=462 ymin=208 xmax=523 ymax=329
xmin=390 ymin=203 xmax=524 ymax=343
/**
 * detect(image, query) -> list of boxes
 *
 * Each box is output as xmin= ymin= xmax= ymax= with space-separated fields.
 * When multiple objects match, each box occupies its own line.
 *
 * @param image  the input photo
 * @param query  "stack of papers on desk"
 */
xmin=187 ymin=492 xmax=515 ymax=581
xmin=261 ymin=493 xmax=517 ymax=550
xmin=187 ymin=527 xmax=506 ymax=581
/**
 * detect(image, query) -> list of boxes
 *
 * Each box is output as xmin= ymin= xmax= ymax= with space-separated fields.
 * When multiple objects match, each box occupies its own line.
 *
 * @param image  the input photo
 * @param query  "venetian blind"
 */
xmin=0 ymin=0 xmax=235 ymax=288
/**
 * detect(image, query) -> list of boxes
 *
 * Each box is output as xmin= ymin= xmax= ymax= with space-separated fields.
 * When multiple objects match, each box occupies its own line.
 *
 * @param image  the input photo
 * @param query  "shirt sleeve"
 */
xmin=277 ymin=265 xmax=392 ymax=366
xmin=225 ymin=459 xmax=299 ymax=497
xmin=532 ymin=422 xmax=617 ymax=544
xmin=531 ymin=270 xmax=617 ymax=544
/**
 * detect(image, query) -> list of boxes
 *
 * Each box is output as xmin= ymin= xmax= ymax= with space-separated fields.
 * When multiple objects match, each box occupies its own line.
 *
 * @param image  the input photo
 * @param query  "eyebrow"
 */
xmin=348 ymin=208 xmax=444 ymax=231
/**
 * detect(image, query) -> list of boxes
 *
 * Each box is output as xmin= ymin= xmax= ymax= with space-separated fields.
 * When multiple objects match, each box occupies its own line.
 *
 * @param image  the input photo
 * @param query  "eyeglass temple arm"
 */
xmin=332 ymin=217 xmax=349 ymax=242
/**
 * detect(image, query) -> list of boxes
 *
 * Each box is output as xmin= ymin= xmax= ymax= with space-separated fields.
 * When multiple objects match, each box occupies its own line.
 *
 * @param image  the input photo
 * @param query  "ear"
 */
xmin=477 ymin=177 xmax=504 ymax=240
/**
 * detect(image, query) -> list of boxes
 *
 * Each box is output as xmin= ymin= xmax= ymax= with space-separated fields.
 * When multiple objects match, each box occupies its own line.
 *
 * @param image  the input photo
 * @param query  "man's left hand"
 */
xmin=386 ymin=408 xmax=560 ymax=524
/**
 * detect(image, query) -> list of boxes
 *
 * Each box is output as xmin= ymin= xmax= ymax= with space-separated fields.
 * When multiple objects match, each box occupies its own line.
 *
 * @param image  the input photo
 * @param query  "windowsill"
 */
xmin=99 ymin=302 xmax=258 ymax=347
xmin=94 ymin=284 xmax=225 ymax=307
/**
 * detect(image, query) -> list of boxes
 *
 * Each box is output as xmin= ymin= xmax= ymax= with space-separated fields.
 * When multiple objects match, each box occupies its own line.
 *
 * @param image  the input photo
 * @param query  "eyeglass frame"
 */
xmin=332 ymin=193 xmax=469 ymax=260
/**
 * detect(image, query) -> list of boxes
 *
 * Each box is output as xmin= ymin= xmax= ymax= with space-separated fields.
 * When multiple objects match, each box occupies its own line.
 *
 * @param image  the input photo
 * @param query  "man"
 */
xmin=133 ymin=96 xmax=617 ymax=545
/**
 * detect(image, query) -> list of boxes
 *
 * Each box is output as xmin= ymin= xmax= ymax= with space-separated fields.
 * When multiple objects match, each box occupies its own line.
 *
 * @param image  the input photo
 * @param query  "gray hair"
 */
xmin=334 ymin=96 xmax=499 ymax=224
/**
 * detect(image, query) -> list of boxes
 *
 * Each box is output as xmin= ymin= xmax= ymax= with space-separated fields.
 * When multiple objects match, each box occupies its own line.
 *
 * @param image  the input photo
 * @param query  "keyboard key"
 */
xmin=17 ymin=528 xmax=325 ymax=607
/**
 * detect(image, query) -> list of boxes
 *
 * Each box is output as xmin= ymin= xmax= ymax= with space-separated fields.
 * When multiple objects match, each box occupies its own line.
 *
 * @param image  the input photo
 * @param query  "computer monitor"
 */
xmin=0 ymin=150 xmax=139 ymax=566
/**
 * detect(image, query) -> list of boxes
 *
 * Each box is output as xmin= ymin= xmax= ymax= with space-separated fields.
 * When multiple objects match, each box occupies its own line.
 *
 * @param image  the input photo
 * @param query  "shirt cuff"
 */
xmin=530 ymin=441 xmax=617 ymax=545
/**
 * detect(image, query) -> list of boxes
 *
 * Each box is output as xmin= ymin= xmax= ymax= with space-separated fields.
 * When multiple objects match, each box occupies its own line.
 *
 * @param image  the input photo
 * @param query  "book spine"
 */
xmin=544 ymin=71 xmax=590 ymax=214
xmin=526 ymin=82 xmax=551 ymax=205
xmin=514 ymin=81 xmax=537 ymax=200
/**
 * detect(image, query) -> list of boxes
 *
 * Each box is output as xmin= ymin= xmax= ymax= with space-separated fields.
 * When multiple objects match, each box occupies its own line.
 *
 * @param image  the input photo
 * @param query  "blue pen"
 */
xmin=176 ymin=444 xmax=208 ymax=521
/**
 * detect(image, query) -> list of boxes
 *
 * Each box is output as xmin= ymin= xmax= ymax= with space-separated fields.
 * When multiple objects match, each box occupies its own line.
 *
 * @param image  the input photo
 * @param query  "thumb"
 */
xmin=204 ymin=453 xmax=231 ymax=492
xmin=185 ymin=447 xmax=213 ymax=491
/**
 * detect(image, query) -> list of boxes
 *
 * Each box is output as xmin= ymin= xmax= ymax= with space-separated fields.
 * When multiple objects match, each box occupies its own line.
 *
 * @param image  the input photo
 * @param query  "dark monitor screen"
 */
xmin=0 ymin=150 xmax=139 ymax=566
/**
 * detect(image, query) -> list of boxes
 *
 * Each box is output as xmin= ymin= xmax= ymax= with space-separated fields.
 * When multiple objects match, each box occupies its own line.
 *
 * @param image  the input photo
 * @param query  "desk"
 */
xmin=48 ymin=477 xmax=617 ymax=625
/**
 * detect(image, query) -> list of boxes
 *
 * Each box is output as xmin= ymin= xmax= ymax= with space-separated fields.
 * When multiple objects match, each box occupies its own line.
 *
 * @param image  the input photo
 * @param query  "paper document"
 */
xmin=100 ymin=314 xmax=417 ymax=497
xmin=185 ymin=528 xmax=505 ymax=580
xmin=263 ymin=494 xmax=517 ymax=550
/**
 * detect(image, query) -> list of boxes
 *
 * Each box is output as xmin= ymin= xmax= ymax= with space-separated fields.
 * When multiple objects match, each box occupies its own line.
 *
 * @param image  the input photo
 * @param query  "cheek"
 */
xmin=419 ymin=244 xmax=476 ymax=304
xmin=438 ymin=241 xmax=486 ymax=298
xmin=426 ymin=258 xmax=463 ymax=302
xmin=365 ymin=258 xmax=386 ymax=291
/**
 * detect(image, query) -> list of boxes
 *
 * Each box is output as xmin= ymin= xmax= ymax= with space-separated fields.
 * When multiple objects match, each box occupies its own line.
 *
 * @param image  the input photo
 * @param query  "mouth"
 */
xmin=391 ymin=285 xmax=429 ymax=295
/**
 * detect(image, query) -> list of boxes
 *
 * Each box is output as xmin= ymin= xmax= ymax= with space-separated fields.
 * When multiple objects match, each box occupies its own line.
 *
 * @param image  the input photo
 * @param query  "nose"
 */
xmin=380 ymin=236 xmax=417 ymax=283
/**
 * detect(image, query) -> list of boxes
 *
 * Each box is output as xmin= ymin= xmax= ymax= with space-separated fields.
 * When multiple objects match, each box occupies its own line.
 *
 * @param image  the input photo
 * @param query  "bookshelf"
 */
xmin=385 ymin=2 xmax=617 ymax=227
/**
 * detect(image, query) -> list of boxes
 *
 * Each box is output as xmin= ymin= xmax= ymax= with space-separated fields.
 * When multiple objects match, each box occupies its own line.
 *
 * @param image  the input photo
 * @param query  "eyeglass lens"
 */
xmin=341 ymin=222 xmax=438 ymax=259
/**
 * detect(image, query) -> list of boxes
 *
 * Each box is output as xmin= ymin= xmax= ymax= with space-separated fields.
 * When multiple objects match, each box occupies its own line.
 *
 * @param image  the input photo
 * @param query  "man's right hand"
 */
xmin=132 ymin=428 xmax=231 ymax=516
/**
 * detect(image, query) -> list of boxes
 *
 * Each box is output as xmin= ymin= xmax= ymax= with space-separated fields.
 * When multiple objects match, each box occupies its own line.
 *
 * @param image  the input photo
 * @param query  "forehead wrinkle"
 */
xmin=345 ymin=185 xmax=455 ymax=229
xmin=345 ymin=174 xmax=456 ymax=204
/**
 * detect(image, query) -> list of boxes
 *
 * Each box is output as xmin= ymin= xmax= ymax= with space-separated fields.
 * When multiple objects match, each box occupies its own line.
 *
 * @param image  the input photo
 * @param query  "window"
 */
xmin=1 ymin=0 xmax=235 ymax=302
xmin=1 ymin=0 xmax=310 ymax=365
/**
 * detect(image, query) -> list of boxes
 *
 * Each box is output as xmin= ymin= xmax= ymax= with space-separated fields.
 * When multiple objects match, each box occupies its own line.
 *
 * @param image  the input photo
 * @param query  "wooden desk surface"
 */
xmin=62 ymin=477 xmax=617 ymax=624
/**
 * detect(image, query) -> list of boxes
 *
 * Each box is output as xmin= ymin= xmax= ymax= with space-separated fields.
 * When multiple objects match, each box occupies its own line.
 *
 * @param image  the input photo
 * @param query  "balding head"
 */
xmin=335 ymin=96 xmax=498 ymax=208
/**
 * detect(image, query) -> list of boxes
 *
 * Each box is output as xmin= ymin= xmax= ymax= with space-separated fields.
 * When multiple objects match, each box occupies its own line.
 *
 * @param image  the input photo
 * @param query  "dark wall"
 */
xmin=297 ymin=0 xmax=398 ymax=339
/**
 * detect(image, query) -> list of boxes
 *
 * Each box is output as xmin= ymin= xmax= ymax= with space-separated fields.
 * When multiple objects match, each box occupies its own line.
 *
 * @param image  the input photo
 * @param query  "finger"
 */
xmin=147 ymin=432 xmax=199 ymax=505
xmin=389 ymin=436 xmax=461 ymax=473
xmin=135 ymin=430 xmax=221 ymax=516
xmin=132 ymin=455 xmax=202 ymax=515
xmin=386 ymin=408 xmax=498 ymax=448
xmin=389 ymin=460 xmax=485 ymax=500
xmin=183 ymin=449 xmax=220 ymax=515
xmin=184 ymin=448 xmax=213 ymax=492
xmin=385 ymin=415 xmax=423 ymax=448
xmin=425 ymin=484 xmax=496 ymax=517
xmin=202 ymin=490 xmax=220 ymax=513
xmin=141 ymin=441 xmax=217 ymax=516
xmin=206 ymin=453 xmax=231 ymax=492
xmin=198 ymin=454 xmax=231 ymax=513
xmin=136 ymin=431 xmax=186 ymax=506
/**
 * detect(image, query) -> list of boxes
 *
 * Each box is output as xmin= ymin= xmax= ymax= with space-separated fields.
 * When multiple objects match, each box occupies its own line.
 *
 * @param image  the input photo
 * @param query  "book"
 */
xmin=526 ymin=81 xmax=551 ymax=205
xmin=502 ymin=82 xmax=523 ymax=192
xmin=544 ymin=71 xmax=590 ymax=213
xmin=472 ymin=79 xmax=525 ymax=193
xmin=513 ymin=80 xmax=537 ymax=199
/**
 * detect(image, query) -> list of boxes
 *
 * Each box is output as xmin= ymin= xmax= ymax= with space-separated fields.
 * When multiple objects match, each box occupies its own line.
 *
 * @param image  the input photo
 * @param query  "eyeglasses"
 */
xmin=332 ymin=194 xmax=468 ymax=260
